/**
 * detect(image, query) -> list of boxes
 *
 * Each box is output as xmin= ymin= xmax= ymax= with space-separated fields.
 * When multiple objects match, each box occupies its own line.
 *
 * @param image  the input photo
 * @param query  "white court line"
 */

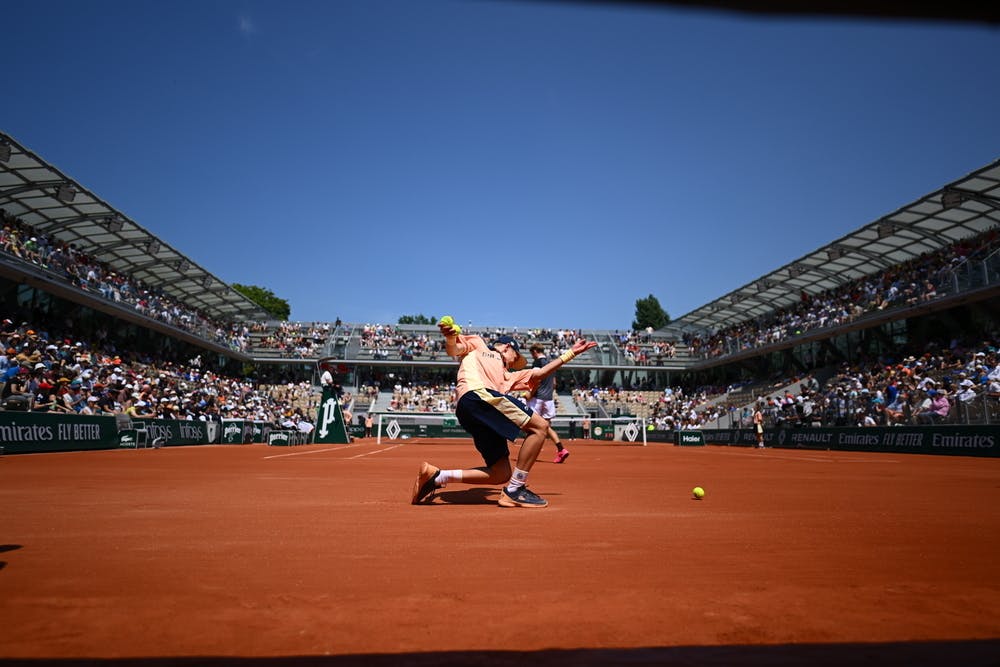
xmin=262 ymin=443 xmax=368 ymax=460
xmin=347 ymin=444 xmax=403 ymax=459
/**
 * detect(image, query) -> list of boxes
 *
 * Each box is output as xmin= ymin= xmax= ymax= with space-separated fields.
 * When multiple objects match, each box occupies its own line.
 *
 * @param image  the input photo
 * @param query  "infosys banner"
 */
xmin=700 ymin=425 xmax=1000 ymax=457
xmin=131 ymin=419 xmax=211 ymax=448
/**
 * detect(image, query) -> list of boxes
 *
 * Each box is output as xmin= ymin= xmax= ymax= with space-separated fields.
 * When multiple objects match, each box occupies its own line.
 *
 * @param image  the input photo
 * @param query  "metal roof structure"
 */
xmin=0 ymin=132 xmax=269 ymax=321
xmin=672 ymin=159 xmax=1000 ymax=333
xmin=626 ymin=0 xmax=1000 ymax=26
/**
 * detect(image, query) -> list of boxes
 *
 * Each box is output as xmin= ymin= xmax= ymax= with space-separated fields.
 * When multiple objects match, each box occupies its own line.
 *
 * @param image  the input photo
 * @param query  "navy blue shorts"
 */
xmin=456 ymin=388 xmax=533 ymax=467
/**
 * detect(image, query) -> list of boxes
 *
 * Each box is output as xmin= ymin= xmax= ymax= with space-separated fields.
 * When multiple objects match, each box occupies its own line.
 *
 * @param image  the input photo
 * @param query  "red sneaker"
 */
xmin=553 ymin=448 xmax=570 ymax=464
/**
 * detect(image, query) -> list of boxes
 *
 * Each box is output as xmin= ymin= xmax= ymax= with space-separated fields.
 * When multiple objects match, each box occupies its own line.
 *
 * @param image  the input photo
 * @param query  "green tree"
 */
xmin=398 ymin=314 xmax=436 ymax=325
xmin=232 ymin=283 xmax=291 ymax=320
xmin=632 ymin=294 xmax=670 ymax=331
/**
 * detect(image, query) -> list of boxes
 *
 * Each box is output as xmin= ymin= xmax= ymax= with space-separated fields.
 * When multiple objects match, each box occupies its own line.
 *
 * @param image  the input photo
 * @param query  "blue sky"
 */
xmin=4 ymin=1 xmax=999 ymax=330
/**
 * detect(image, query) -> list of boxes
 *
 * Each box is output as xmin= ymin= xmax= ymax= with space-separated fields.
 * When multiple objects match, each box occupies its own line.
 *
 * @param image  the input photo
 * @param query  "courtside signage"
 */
xmin=676 ymin=431 xmax=706 ymax=446
xmin=699 ymin=425 xmax=1000 ymax=457
xmin=0 ymin=413 xmax=213 ymax=453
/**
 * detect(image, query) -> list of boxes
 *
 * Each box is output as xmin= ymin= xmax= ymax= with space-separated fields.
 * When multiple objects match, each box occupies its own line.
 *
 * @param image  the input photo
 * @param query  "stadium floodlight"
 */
xmin=202 ymin=275 xmax=213 ymax=288
xmin=106 ymin=216 xmax=124 ymax=232
xmin=756 ymin=279 xmax=774 ymax=292
xmin=788 ymin=264 xmax=806 ymax=278
xmin=0 ymin=140 xmax=10 ymax=163
xmin=176 ymin=259 xmax=189 ymax=272
xmin=827 ymin=246 xmax=845 ymax=261
xmin=876 ymin=220 xmax=898 ymax=239
xmin=146 ymin=240 xmax=161 ymax=255
xmin=941 ymin=188 xmax=1000 ymax=212
xmin=941 ymin=189 xmax=967 ymax=209
xmin=55 ymin=183 xmax=77 ymax=203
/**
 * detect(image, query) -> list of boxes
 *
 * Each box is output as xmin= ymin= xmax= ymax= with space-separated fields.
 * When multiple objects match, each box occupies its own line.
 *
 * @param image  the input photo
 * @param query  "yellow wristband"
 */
xmin=559 ymin=350 xmax=576 ymax=363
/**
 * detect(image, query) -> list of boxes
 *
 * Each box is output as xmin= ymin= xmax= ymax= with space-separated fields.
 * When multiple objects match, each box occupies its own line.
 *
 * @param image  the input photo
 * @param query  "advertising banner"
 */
xmin=0 ymin=412 xmax=217 ymax=453
xmin=700 ymin=425 xmax=1000 ymax=457
xmin=314 ymin=388 xmax=350 ymax=444
xmin=0 ymin=412 xmax=118 ymax=454
xmin=675 ymin=430 xmax=706 ymax=446
xmin=220 ymin=419 xmax=246 ymax=445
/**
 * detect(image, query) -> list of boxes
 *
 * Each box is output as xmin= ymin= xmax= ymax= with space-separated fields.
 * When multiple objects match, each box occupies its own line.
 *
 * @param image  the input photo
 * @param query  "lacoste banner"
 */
xmin=701 ymin=425 xmax=1000 ymax=457
xmin=314 ymin=388 xmax=350 ymax=444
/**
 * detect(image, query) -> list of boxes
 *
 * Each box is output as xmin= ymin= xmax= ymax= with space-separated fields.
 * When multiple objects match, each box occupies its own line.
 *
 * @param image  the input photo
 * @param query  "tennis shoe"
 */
xmin=411 ymin=462 xmax=441 ymax=505
xmin=553 ymin=448 xmax=570 ymax=464
xmin=498 ymin=486 xmax=548 ymax=508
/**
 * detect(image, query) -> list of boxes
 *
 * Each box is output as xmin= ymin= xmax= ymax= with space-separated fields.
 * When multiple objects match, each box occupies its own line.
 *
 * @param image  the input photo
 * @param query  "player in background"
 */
xmin=754 ymin=403 xmax=765 ymax=448
xmin=526 ymin=343 xmax=570 ymax=463
xmin=411 ymin=317 xmax=596 ymax=508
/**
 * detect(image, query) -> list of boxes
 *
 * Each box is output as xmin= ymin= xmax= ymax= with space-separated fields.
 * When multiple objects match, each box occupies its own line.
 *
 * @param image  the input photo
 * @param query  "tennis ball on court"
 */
xmin=692 ymin=486 xmax=705 ymax=500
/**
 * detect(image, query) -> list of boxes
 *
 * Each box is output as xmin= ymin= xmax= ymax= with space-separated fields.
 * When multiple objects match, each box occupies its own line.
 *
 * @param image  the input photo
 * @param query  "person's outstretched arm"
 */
xmin=528 ymin=339 xmax=597 ymax=383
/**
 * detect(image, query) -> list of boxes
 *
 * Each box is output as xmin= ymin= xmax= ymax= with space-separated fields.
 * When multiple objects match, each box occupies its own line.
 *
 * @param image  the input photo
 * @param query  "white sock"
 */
xmin=437 ymin=469 xmax=463 ymax=485
xmin=506 ymin=467 xmax=529 ymax=493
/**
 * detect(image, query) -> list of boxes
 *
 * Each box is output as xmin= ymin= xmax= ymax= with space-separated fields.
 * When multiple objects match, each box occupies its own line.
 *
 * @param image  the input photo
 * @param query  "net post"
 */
xmin=641 ymin=418 xmax=647 ymax=446
xmin=376 ymin=413 xmax=383 ymax=445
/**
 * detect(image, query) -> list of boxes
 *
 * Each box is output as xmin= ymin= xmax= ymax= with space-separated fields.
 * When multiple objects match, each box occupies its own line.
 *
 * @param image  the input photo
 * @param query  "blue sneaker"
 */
xmin=498 ymin=486 xmax=548 ymax=508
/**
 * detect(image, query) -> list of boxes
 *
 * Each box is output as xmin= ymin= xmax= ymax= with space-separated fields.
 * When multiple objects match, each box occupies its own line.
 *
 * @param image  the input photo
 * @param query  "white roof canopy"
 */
xmin=0 ymin=132 xmax=268 ymax=320
xmin=673 ymin=159 xmax=1000 ymax=332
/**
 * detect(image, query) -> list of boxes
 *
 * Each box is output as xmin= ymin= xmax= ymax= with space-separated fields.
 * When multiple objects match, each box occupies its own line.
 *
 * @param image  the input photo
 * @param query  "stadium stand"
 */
xmin=1 ymin=129 xmax=999 ymax=443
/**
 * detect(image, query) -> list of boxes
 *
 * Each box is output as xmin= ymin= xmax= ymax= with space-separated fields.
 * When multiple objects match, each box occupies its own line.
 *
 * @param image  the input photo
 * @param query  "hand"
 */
xmin=571 ymin=339 xmax=598 ymax=355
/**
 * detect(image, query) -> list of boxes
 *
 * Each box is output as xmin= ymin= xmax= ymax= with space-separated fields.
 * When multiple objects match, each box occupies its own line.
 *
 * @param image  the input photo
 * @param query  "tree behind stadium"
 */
xmin=232 ymin=284 xmax=291 ymax=321
xmin=398 ymin=314 xmax=437 ymax=325
xmin=632 ymin=294 xmax=670 ymax=331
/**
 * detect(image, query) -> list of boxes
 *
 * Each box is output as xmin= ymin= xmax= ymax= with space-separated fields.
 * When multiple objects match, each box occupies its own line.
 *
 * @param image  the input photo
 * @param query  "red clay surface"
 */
xmin=1 ymin=439 xmax=999 ymax=667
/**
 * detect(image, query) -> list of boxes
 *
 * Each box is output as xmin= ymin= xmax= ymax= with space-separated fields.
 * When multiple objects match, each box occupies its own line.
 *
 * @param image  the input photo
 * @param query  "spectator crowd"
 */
xmin=1 ymin=209 xmax=253 ymax=352
xmin=747 ymin=338 xmax=1000 ymax=429
xmin=0 ymin=317 xmax=317 ymax=429
xmin=685 ymin=229 xmax=999 ymax=360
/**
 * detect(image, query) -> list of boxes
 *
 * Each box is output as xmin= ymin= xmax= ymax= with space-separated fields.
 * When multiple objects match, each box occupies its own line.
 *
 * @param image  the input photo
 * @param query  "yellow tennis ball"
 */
xmin=437 ymin=315 xmax=461 ymax=335
xmin=692 ymin=486 xmax=705 ymax=500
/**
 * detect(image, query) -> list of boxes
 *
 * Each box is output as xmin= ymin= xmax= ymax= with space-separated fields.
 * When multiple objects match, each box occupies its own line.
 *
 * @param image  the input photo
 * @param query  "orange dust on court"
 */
xmin=1 ymin=439 xmax=999 ymax=666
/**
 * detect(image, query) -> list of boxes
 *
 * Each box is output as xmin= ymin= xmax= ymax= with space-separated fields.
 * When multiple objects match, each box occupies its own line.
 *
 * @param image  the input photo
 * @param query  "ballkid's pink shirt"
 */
xmin=454 ymin=335 xmax=535 ymax=400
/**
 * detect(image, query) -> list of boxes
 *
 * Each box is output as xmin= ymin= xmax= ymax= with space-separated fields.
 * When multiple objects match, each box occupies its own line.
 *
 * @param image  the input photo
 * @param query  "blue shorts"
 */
xmin=456 ymin=388 xmax=533 ymax=467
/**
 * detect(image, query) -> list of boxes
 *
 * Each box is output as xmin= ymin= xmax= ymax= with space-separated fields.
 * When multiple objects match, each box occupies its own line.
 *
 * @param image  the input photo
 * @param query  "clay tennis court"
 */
xmin=2 ymin=439 xmax=999 ymax=666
